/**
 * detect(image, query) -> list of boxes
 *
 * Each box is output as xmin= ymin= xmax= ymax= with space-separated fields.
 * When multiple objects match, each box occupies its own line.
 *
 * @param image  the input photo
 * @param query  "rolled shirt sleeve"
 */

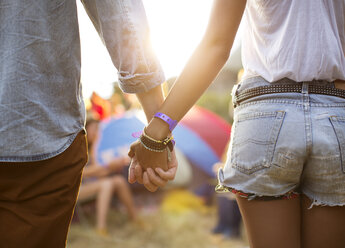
xmin=81 ymin=0 xmax=165 ymax=93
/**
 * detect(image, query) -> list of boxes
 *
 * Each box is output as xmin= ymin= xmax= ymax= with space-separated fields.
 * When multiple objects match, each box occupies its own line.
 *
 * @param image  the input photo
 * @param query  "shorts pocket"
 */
xmin=230 ymin=111 xmax=285 ymax=174
xmin=330 ymin=116 xmax=345 ymax=173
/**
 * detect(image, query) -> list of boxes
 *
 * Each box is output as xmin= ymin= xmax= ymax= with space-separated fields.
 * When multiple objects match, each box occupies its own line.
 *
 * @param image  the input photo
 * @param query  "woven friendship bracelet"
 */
xmin=139 ymin=136 xmax=173 ymax=161
xmin=140 ymin=134 xmax=166 ymax=151
xmin=139 ymin=130 xmax=174 ymax=153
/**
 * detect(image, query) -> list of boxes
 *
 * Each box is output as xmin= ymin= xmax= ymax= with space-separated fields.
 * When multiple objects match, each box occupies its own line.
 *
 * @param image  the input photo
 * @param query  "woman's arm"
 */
xmin=82 ymin=164 xmax=109 ymax=178
xmin=146 ymin=0 xmax=246 ymax=140
xmin=129 ymin=84 xmax=178 ymax=188
xmin=131 ymin=0 xmax=246 ymax=190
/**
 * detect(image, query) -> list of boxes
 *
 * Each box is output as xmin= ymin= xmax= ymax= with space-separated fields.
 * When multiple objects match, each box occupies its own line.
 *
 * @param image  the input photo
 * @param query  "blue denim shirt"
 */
xmin=0 ymin=0 xmax=165 ymax=162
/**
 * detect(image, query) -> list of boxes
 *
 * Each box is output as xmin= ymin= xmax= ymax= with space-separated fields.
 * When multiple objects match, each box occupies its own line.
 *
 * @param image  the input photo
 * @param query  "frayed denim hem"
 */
xmin=215 ymin=184 xmax=299 ymax=201
xmin=303 ymin=189 xmax=345 ymax=209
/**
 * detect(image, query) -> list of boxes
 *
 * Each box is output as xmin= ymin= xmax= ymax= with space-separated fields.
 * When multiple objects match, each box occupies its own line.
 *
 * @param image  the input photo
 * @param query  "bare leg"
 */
xmin=79 ymin=176 xmax=137 ymax=230
xmin=301 ymin=195 xmax=345 ymax=248
xmin=78 ymin=181 xmax=110 ymax=231
xmin=111 ymin=176 xmax=137 ymax=220
xmin=236 ymin=195 xmax=301 ymax=248
xmin=96 ymin=178 xmax=114 ymax=230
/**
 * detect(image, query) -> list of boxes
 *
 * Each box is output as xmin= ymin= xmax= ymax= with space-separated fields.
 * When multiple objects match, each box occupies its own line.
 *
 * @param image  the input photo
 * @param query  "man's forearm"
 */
xmin=135 ymin=85 xmax=165 ymax=122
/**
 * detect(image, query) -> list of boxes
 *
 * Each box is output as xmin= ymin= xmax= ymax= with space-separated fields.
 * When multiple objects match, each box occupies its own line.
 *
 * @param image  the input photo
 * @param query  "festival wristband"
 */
xmin=154 ymin=112 xmax=178 ymax=132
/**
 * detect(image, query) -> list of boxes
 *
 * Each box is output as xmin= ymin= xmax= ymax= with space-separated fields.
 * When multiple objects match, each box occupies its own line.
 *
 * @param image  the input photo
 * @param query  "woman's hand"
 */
xmin=128 ymin=140 xmax=177 ymax=192
xmin=128 ymin=140 xmax=169 ymax=171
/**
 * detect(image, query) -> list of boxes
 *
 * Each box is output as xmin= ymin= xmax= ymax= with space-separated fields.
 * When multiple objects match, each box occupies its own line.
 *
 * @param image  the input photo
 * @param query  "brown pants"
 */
xmin=0 ymin=131 xmax=87 ymax=248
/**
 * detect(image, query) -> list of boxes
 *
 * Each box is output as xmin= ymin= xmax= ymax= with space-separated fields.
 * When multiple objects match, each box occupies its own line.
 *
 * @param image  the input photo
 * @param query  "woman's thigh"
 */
xmin=236 ymin=196 xmax=301 ymax=248
xmin=301 ymin=195 xmax=345 ymax=248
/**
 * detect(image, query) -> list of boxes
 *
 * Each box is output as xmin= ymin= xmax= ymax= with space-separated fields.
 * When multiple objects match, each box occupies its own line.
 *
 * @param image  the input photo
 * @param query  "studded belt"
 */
xmin=233 ymin=83 xmax=345 ymax=107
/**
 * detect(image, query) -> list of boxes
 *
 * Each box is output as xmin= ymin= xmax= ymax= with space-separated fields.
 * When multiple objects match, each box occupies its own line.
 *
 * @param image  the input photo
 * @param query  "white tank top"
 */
xmin=242 ymin=0 xmax=345 ymax=82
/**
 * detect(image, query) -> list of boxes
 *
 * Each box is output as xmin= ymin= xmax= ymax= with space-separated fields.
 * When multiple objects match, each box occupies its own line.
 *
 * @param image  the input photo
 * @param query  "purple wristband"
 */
xmin=154 ymin=112 xmax=177 ymax=132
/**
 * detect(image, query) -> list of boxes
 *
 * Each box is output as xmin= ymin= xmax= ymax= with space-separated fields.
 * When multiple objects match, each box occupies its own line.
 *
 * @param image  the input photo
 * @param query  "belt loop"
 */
xmin=232 ymin=83 xmax=241 ymax=107
xmin=302 ymin=82 xmax=309 ymax=94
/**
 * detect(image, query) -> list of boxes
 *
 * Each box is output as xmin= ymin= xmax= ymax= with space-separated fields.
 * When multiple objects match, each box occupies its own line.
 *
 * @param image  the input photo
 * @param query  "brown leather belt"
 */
xmin=234 ymin=81 xmax=345 ymax=107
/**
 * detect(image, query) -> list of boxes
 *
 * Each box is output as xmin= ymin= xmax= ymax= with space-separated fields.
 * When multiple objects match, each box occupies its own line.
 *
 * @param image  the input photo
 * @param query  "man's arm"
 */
xmin=135 ymin=85 xmax=165 ymax=121
xmin=81 ymin=0 xmax=165 ymax=94
xmin=81 ymin=0 xmax=176 ymax=189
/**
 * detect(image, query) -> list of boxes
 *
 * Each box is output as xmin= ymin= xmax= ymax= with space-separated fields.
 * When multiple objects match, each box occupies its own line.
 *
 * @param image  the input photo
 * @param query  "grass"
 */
xmin=67 ymin=201 xmax=248 ymax=248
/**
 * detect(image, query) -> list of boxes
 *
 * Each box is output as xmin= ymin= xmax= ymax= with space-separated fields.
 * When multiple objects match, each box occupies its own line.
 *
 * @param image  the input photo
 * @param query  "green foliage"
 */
xmin=196 ymin=91 xmax=233 ymax=123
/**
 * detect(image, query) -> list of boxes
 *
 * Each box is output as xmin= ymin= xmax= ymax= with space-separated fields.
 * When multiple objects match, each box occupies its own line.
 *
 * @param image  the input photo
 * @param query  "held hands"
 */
xmin=128 ymin=139 xmax=169 ymax=171
xmin=128 ymin=140 xmax=177 ymax=192
xmin=128 ymin=112 xmax=178 ymax=192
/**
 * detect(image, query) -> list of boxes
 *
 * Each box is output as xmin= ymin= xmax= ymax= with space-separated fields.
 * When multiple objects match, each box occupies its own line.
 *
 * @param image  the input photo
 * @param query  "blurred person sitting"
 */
xmin=77 ymin=119 xmax=137 ymax=236
xmin=211 ymin=71 xmax=244 ymax=239
xmin=212 ymin=162 xmax=241 ymax=239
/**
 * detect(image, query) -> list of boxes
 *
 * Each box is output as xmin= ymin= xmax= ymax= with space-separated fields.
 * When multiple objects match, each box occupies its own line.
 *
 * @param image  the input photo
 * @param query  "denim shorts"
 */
xmin=217 ymin=77 xmax=345 ymax=208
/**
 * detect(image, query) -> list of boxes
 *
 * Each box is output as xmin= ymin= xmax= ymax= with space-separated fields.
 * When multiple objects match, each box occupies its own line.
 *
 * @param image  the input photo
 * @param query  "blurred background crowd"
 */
xmin=68 ymin=71 xmax=248 ymax=248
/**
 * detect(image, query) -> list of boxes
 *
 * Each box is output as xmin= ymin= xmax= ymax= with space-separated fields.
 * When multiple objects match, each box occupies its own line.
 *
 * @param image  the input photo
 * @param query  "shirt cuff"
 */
xmin=118 ymin=70 xmax=165 ymax=93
